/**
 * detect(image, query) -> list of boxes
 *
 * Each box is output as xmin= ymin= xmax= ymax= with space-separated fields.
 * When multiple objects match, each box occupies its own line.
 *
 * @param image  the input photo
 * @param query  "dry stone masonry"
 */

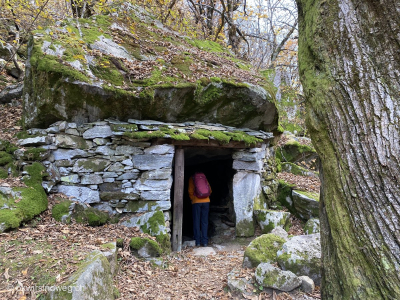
xmin=17 ymin=118 xmax=277 ymax=240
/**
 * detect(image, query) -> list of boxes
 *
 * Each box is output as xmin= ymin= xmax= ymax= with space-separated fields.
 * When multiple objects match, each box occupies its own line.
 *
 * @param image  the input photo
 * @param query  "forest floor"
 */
xmin=0 ymin=100 xmax=321 ymax=300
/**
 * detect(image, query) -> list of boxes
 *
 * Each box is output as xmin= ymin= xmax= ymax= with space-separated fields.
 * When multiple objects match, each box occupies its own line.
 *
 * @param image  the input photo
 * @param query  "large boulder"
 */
xmin=292 ymin=190 xmax=319 ymax=220
xmin=243 ymin=233 xmax=286 ymax=268
xmin=23 ymin=12 xmax=278 ymax=130
xmin=49 ymin=250 xmax=114 ymax=300
xmin=276 ymin=234 xmax=321 ymax=285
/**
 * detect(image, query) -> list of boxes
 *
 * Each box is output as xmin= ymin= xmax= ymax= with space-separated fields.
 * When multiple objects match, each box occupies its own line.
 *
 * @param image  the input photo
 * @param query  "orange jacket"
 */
xmin=188 ymin=176 xmax=211 ymax=204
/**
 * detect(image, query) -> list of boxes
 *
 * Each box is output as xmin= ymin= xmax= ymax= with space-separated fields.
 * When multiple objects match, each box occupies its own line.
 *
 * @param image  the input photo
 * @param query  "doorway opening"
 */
xmin=181 ymin=147 xmax=236 ymax=244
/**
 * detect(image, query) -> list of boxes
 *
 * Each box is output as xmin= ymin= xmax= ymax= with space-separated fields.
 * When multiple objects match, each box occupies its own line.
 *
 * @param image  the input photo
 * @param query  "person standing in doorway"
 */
xmin=188 ymin=172 xmax=212 ymax=247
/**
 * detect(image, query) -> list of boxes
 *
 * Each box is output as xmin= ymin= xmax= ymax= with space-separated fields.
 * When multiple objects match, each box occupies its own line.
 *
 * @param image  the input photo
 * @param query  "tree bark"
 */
xmin=297 ymin=0 xmax=400 ymax=299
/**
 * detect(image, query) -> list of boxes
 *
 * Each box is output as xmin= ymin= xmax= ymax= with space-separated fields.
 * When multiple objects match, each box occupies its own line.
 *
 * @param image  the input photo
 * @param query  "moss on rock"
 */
xmin=243 ymin=233 xmax=286 ymax=268
xmin=0 ymin=162 xmax=48 ymax=232
xmin=73 ymin=205 xmax=110 ymax=226
xmin=52 ymin=200 xmax=73 ymax=223
xmin=130 ymin=237 xmax=162 ymax=257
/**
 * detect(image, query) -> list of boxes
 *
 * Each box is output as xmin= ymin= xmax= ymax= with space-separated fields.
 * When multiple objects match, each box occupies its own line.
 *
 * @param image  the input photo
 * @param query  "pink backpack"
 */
xmin=192 ymin=172 xmax=211 ymax=198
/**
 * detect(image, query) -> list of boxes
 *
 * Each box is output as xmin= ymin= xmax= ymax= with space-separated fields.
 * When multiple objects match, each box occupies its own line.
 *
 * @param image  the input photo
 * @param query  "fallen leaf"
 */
xmin=56 ymin=274 xmax=61 ymax=282
xmin=21 ymin=268 xmax=28 ymax=276
xmin=4 ymin=268 xmax=10 ymax=280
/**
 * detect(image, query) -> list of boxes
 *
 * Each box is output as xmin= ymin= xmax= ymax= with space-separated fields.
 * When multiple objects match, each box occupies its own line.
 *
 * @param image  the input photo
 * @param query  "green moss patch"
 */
xmin=52 ymin=200 xmax=73 ymax=223
xmin=0 ymin=163 xmax=47 ymax=232
xmin=130 ymin=237 xmax=162 ymax=256
xmin=73 ymin=205 xmax=110 ymax=226
xmin=243 ymin=233 xmax=286 ymax=268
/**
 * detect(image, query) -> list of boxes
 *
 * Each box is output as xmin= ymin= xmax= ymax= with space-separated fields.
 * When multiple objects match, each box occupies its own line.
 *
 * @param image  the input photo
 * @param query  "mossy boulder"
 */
xmin=48 ymin=250 xmax=114 ymax=300
xmin=243 ymin=233 xmax=287 ymax=268
xmin=130 ymin=237 xmax=162 ymax=258
xmin=277 ymin=180 xmax=295 ymax=212
xmin=0 ymin=162 xmax=48 ymax=232
xmin=73 ymin=203 xmax=110 ymax=226
xmin=276 ymin=234 xmax=321 ymax=285
xmin=304 ymin=218 xmax=320 ymax=235
xmin=254 ymin=209 xmax=291 ymax=234
xmin=23 ymin=11 xmax=278 ymax=131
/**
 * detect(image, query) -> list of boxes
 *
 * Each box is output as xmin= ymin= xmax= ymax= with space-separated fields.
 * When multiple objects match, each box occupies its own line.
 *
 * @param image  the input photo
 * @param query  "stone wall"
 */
xmin=17 ymin=119 xmax=277 ymax=239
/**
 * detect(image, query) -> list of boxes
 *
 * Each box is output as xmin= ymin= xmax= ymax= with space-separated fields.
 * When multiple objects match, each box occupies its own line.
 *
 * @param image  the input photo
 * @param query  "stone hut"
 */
xmin=18 ymin=118 xmax=278 ymax=251
xmin=19 ymin=9 xmax=280 ymax=251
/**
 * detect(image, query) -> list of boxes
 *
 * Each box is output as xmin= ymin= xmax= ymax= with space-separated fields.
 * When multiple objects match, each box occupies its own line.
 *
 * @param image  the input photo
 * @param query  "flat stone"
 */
xmin=73 ymin=159 xmax=110 ymax=173
xmin=123 ymin=200 xmax=171 ymax=212
xmin=53 ymin=149 xmax=88 ymax=160
xmin=65 ymin=128 xmax=80 ymax=136
xmin=81 ymin=174 xmax=103 ymax=185
xmin=233 ymin=160 xmax=263 ymax=172
xmin=121 ymin=159 xmax=133 ymax=166
xmin=83 ymin=125 xmax=113 ymax=139
xmin=192 ymin=247 xmax=216 ymax=256
xmin=233 ymin=150 xmax=265 ymax=162
xmin=93 ymin=138 xmax=109 ymax=145
xmin=140 ymin=169 xmax=172 ymax=180
xmin=55 ymin=134 xmax=88 ymax=149
xmin=107 ymin=162 xmax=125 ymax=172
xmin=103 ymin=172 xmax=118 ymax=178
xmin=61 ymin=174 xmax=80 ymax=183
xmin=57 ymin=185 xmax=100 ymax=203
xmin=255 ymin=263 xmax=302 ymax=292
xmin=143 ymin=144 xmax=174 ymax=155
xmin=19 ymin=136 xmax=51 ymax=146
xmin=95 ymin=146 xmax=115 ymax=156
xmin=128 ymin=119 xmax=166 ymax=125
xmin=141 ymin=190 xmax=170 ymax=201
xmin=116 ymin=172 xmax=139 ymax=181
xmin=132 ymin=154 xmax=173 ymax=170
xmin=115 ymin=145 xmax=143 ymax=156
xmin=100 ymin=191 xmax=139 ymax=201
xmin=135 ymin=177 xmax=173 ymax=191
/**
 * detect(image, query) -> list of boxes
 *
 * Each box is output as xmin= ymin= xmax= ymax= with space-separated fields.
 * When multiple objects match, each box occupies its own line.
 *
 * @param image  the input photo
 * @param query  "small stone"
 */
xmin=53 ymin=149 xmax=88 ymax=160
xmin=299 ymin=276 xmax=315 ymax=293
xmin=65 ymin=128 xmax=80 ymax=136
xmin=19 ymin=136 xmax=51 ymax=146
xmin=83 ymin=125 xmax=113 ymax=139
xmin=95 ymin=146 xmax=115 ymax=156
xmin=121 ymin=159 xmax=133 ymax=166
xmin=144 ymin=144 xmax=174 ymax=155
xmin=182 ymin=240 xmax=196 ymax=248
xmin=115 ymin=145 xmax=143 ymax=156
xmin=61 ymin=174 xmax=80 ymax=183
xmin=81 ymin=174 xmax=103 ymax=185
xmin=116 ymin=172 xmax=139 ymax=181
xmin=93 ymin=138 xmax=109 ymax=145
xmin=192 ymin=247 xmax=216 ymax=256
xmin=103 ymin=178 xmax=115 ymax=183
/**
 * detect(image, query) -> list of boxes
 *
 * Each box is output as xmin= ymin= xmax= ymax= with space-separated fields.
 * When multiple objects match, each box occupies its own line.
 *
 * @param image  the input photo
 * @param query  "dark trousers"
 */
xmin=192 ymin=202 xmax=209 ymax=245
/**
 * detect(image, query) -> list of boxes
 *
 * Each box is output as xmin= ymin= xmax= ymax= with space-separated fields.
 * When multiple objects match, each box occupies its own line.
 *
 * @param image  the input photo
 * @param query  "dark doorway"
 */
xmin=181 ymin=147 xmax=236 ymax=242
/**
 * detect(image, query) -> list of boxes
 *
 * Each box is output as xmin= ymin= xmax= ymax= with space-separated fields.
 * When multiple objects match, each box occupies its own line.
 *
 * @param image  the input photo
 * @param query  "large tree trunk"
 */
xmin=297 ymin=0 xmax=400 ymax=299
